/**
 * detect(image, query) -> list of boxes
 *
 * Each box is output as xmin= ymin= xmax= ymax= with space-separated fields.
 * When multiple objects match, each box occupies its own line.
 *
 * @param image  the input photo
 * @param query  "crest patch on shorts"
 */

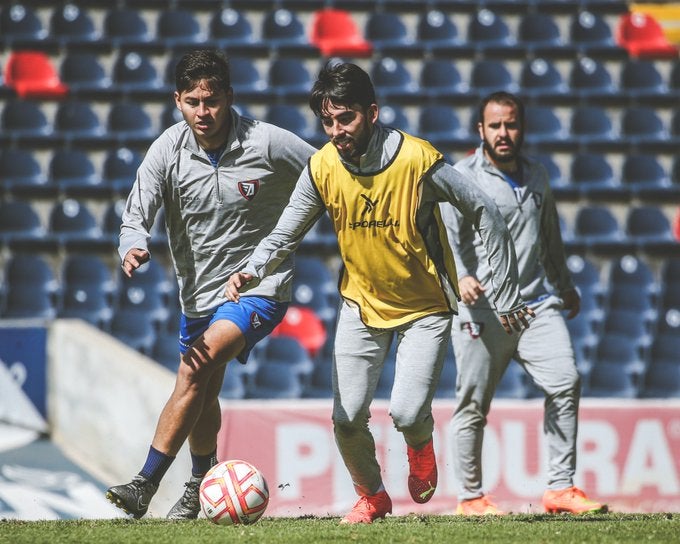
xmin=250 ymin=311 xmax=262 ymax=329
xmin=238 ymin=179 xmax=260 ymax=200
xmin=462 ymin=321 xmax=484 ymax=339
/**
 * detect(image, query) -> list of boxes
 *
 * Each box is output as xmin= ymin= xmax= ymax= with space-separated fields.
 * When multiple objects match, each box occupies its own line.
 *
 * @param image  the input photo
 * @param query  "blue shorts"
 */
xmin=179 ymin=296 xmax=288 ymax=364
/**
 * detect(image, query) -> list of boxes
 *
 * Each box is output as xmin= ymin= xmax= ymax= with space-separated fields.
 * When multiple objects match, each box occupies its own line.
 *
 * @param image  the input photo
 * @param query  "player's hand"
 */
xmin=225 ymin=272 xmax=253 ymax=302
xmin=459 ymin=275 xmax=486 ymax=305
xmin=121 ymin=248 xmax=150 ymax=278
xmin=561 ymin=288 xmax=581 ymax=320
xmin=500 ymin=306 xmax=535 ymax=334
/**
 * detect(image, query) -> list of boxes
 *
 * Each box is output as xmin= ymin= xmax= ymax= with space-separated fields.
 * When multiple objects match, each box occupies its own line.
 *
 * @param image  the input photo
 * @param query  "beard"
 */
xmin=482 ymin=136 xmax=522 ymax=166
xmin=333 ymin=121 xmax=372 ymax=162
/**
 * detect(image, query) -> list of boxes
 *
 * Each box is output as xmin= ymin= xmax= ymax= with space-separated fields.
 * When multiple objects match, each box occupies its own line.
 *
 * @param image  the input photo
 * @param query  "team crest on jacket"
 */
xmin=462 ymin=321 xmax=484 ymax=339
xmin=250 ymin=311 xmax=262 ymax=329
xmin=238 ymin=180 xmax=260 ymax=200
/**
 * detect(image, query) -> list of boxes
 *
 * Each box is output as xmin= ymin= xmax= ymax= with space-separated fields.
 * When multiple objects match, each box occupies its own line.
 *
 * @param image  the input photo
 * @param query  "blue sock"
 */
xmin=191 ymin=449 xmax=218 ymax=478
xmin=139 ymin=446 xmax=175 ymax=486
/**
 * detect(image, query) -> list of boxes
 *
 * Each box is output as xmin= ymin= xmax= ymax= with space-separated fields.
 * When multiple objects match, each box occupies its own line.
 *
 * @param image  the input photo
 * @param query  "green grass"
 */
xmin=1 ymin=514 xmax=678 ymax=544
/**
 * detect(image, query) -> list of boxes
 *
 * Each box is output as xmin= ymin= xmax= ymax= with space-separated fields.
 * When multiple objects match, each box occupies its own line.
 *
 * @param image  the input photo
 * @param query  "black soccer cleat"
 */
xmin=106 ymin=475 xmax=158 ymax=519
xmin=166 ymin=475 xmax=202 ymax=520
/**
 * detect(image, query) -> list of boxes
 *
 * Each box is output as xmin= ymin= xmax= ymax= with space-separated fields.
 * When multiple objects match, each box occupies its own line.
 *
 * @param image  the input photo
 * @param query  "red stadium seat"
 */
xmin=3 ymin=50 xmax=68 ymax=98
xmin=271 ymin=306 xmax=327 ymax=358
xmin=616 ymin=12 xmax=679 ymax=58
xmin=310 ymin=9 xmax=373 ymax=58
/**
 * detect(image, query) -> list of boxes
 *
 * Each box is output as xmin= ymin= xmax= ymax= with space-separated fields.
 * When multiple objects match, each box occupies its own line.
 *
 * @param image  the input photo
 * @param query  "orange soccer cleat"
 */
xmin=543 ymin=486 xmax=607 ymax=514
xmin=340 ymin=490 xmax=392 ymax=524
xmin=407 ymin=438 xmax=438 ymax=504
xmin=456 ymin=495 xmax=505 ymax=516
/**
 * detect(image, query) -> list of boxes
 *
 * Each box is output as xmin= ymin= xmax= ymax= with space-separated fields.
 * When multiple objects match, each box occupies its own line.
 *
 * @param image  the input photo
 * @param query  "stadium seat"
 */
xmin=292 ymin=256 xmax=339 ymax=326
xmin=621 ymin=154 xmax=678 ymax=200
xmin=495 ymin=362 xmax=528 ymax=399
xmin=523 ymin=106 xmax=566 ymax=147
xmin=0 ymin=98 xmax=53 ymax=147
xmin=106 ymin=101 xmax=156 ymax=146
xmin=0 ymin=200 xmax=46 ymax=250
xmin=151 ymin=328 xmax=181 ymax=373
xmin=584 ymin=362 xmax=639 ymax=398
xmin=102 ymin=8 xmax=152 ymax=48
xmin=619 ymin=59 xmax=669 ymax=100
xmin=641 ymin=361 xmax=680 ymax=398
xmin=60 ymin=53 xmax=111 ymax=95
xmin=417 ymin=9 xmax=469 ymax=55
xmin=470 ymin=59 xmax=518 ymax=96
xmin=565 ymin=313 xmax=597 ymax=374
xmin=0 ymin=148 xmax=51 ymax=197
xmin=103 ymin=147 xmax=143 ymax=195
xmin=302 ymin=212 xmax=338 ymax=252
xmin=573 ymin=205 xmax=626 ymax=252
xmin=370 ymin=57 xmax=418 ymax=99
xmin=48 ymin=198 xmax=103 ymax=249
xmin=48 ymin=148 xmax=104 ymax=196
xmin=568 ymin=57 xmax=617 ymax=99
xmin=227 ymin=57 xmax=267 ymax=100
xmin=608 ymin=254 xmax=657 ymax=294
xmin=256 ymin=336 xmax=315 ymax=376
xmin=378 ymin=104 xmax=411 ymax=132
xmin=209 ymin=8 xmax=259 ymax=51
xmin=110 ymin=308 xmax=157 ymax=355
xmin=365 ymin=12 xmax=417 ymax=55
xmin=102 ymin=199 xmax=126 ymax=245
xmin=59 ymin=255 xmax=116 ymax=329
xmin=49 ymin=3 xmax=99 ymax=47
xmin=250 ymin=361 xmax=304 ymax=399
xmin=111 ymin=51 xmax=164 ymax=96
xmin=417 ymin=105 xmax=470 ymax=147
xmin=264 ymin=104 xmax=321 ymax=146
xmin=606 ymin=286 xmax=657 ymax=323
xmin=569 ymin=107 xmax=617 ymax=147
xmin=267 ymin=58 xmax=312 ymax=100
xmin=620 ymin=107 xmax=668 ymax=148
xmin=3 ymin=50 xmax=67 ymax=99
xmin=218 ymin=365 xmax=247 ymax=400
xmin=566 ymin=254 xmax=604 ymax=320
xmin=518 ymin=13 xmax=570 ymax=57
xmin=625 ymin=206 xmax=675 ymax=253
xmin=569 ymin=153 xmax=621 ymax=200
xmin=661 ymin=257 xmax=680 ymax=288
xmin=53 ymin=100 xmax=105 ymax=146
xmin=1 ymin=254 xmax=60 ymax=319
xmin=466 ymin=9 xmax=517 ymax=55
xmin=616 ymin=12 xmax=678 ymax=58
xmin=570 ymin=10 xmax=623 ymax=58
xmin=419 ymin=59 xmax=467 ymax=99
xmin=1 ymin=3 xmax=53 ymax=50
xmin=261 ymin=9 xmax=312 ymax=54
xmin=520 ymin=58 xmax=568 ymax=98
xmin=592 ymin=332 xmax=648 ymax=375
xmin=302 ymin=359 xmax=334 ymax=399
xmin=309 ymin=9 xmax=372 ymax=58
xmin=156 ymin=9 xmax=205 ymax=50
xmin=270 ymin=306 xmax=327 ymax=358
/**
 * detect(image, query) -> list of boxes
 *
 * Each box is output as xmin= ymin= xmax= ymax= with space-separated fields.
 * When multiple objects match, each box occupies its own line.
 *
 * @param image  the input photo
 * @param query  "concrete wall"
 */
xmin=47 ymin=320 xmax=191 ymax=517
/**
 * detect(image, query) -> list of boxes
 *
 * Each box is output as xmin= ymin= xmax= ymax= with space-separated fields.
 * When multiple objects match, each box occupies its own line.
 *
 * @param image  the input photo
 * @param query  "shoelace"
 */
xmin=181 ymin=480 xmax=200 ymax=506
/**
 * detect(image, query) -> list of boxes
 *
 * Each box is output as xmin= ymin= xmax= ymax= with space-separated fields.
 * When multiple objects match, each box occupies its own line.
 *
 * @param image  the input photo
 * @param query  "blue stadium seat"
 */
xmin=568 ymin=57 xmax=617 ymax=99
xmin=0 ymin=200 xmax=46 ymax=251
xmin=1 ymin=254 xmax=60 ymax=319
xmin=419 ymin=59 xmax=467 ymax=99
xmin=417 ymin=105 xmax=470 ymax=147
xmin=466 ymin=9 xmax=517 ymax=55
xmin=569 ymin=106 xmax=616 ymax=147
xmin=646 ymin=333 xmax=680 ymax=371
xmin=584 ymin=362 xmax=639 ymax=398
xmin=608 ymin=254 xmax=657 ymax=294
xmin=1 ymin=99 xmax=53 ymax=146
xmin=156 ymin=9 xmax=205 ymax=50
xmin=470 ymin=59 xmax=518 ymax=96
xmin=378 ymin=104 xmax=411 ymax=132
xmin=302 ymin=360 xmax=334 ymax=399
xmin=625 ymin=206 xmax=675 ymax=254
xmin=592 ymin=332 xmax=648 ymax=375
xmin=261 ymin=9 xmax=312 ymax=54
xmin=151 ymin=328 xmax=181 ymax=373
xmin=601 ymin=308 xmax=653 ymax=348
xmin=565 ymin=313 xmax=597 ymax=374
xmin=495 ymin=362 xmax=528 ymax=399
xmin=49 ymin=4 xmax=99 ymax=47
xmin=60 ymin=53 xmax=111 ymax=95
xmin=228 ymin=57 xmax=267 ymax=99
xmin=49 ymin=148 xmax=104 ymax=196
xmin=292 ymin=256 xmax=339 ymax=326
xmin=661 ymin=258 xmax=680 ymax=288
xmin=569 ymin=11 xmax=623 ymax=58
xmin=253 ymin=336 xmax=314 ymax=378
xmin=219 ymin=365 xmax=247 ymax=400
xmin=566 ymin=254 xmax=605 ymax=321
xmin=641 ymin=361 xmax=680 ymax=398
xmin=103 ymin=147 xmax=143 ymax=195
xmin=416 ymin=9 xmax=470 ymax=55
xmin=209 ymin=8 xmax=258 ymax=50
xmin=107 ymin=101 xmax=156 ymax=147
xmin=0 ymin=148 xmax=51 ymax=197
xmin=102 ymin=199 xmax=125 ymax=246
xmin=518 ymin=13 xmax=570 ymax=57
xmin=302 ymin=212 xmax=338 ymax=252
xmin=573 ymin=205 xmax=627 ymax=252
xmin=48 ymin=198 xmax=103 ymax=249
xmin=160 ymin=102 xmax=184 ymax=130
xmin=622 ymin=154 xmax=678 ymax=200
xmin=661 ymin=283 xmax=680 ymax=316
xmin=118 ymin=259 xmax=174 ymax=299
xmin=264 ymin=104 xmax=321 ymax=146
xmin=59 ymin=255 xmax=116 ymax=329
xmin=365 ymin=12 xmax=417 ymax=55
xmin=569 ymin=153 xmax=621 ymax=200
xmin=103 ymin=9 xmax=152 ymax=48
xmin=0 ymin=3 xmax=50 ymax=49
xmin=619 ymin=59 xmax=669 ymax=100
xmin=267 ymin=58 xmax=312 ymax=100
xmin=110 ymin=308 xmax=157 ymax=355
xmin=523 ymin=106 xmax=566 ymax=146
xmin=520 ymin=58 xmax=568 ymax=98
xmin=621 ymin=107 xmax=668 ymax=148
xmin=53 ymin=100 xmax=105 ymax=146
xmin=370 ymin=57 xmax=418 ymax=99
xmin=250 ymin=361 xmax=304 ymax=399
xmin=111 ymin=52 xmax=164 ymax=96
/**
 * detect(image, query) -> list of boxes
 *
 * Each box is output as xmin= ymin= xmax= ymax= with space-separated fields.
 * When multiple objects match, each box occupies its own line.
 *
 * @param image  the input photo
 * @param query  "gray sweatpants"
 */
xmin=451 ymin=295 xmax=580 ymax=501
xmin=332 ymin=302 xmax=452 ymax=497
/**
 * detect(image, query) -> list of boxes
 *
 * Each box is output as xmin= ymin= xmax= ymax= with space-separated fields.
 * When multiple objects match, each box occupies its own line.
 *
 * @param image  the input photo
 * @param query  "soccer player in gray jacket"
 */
xmin=106 ymin=50 xmax=315 ymax=519
xmin=441 ymin=91 xmax=605 ymax=515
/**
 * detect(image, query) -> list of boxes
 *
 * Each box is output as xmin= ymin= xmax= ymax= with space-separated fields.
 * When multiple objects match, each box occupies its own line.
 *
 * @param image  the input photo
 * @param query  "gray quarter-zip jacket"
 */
xmin=119 ymin=108 xmax=316 ymax=317
xmin=441 ymin=144 xmax=575 ymax=309
xmin=241 ymin=125 xmax=525 ymax=316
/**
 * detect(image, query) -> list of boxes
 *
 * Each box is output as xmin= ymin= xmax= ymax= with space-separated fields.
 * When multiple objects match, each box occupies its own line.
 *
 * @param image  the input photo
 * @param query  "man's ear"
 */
xmin=368 ymin=103 xmax=379 ymax=124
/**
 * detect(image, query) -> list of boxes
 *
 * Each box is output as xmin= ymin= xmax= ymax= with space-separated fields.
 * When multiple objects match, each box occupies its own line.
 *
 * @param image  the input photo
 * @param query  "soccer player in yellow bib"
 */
xmin=226 ymin=62 xmax=533 ymax=524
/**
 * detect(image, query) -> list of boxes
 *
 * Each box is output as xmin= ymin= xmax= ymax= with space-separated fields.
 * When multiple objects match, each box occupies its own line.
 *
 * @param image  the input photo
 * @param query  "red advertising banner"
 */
xmin=218 ymin=399 xmax=680 ymax=516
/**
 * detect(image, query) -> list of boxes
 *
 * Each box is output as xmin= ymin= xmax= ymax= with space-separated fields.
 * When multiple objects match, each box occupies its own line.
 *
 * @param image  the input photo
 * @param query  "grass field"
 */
xmin=1 ymin=513 xmax=678 ymax=544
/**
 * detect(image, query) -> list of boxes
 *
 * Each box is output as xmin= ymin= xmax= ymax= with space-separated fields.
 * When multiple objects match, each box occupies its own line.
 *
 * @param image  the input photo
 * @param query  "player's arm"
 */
xmin=225 ymin=166 xmax=326 ymax=301
xmin=429 ymin=162 xmax=534 ymax=332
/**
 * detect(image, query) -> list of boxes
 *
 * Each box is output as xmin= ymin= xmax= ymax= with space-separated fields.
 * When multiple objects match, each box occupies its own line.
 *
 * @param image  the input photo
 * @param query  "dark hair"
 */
xmin=309 ymin=61 xmax=376 ymax=117
xmin=478 ymin=91 xmax=525 ymax=128
xmin=174 ymin=49 xmax=231 ymax=94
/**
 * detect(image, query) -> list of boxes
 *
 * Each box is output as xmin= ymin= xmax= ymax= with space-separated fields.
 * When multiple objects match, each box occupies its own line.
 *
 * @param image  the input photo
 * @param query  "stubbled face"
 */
xmin=319 ymin=100 xmax=378 ymax=164
xmin=478 ymin=101 xmax=523 ymax=169
xmin=175 ymin=79 xmax=233 ymax=150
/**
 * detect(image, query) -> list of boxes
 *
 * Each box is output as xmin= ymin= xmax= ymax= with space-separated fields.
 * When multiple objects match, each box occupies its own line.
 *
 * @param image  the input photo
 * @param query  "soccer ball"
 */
xmin=199 ymin=459 xmax=269 ymax=525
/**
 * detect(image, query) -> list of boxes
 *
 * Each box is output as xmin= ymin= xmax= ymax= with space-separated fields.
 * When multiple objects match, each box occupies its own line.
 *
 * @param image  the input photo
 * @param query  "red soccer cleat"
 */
xmin=407 ymin=438 xmax=438 ymax=503
xmin=340 ymin=490 xmax=392 ymax=524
